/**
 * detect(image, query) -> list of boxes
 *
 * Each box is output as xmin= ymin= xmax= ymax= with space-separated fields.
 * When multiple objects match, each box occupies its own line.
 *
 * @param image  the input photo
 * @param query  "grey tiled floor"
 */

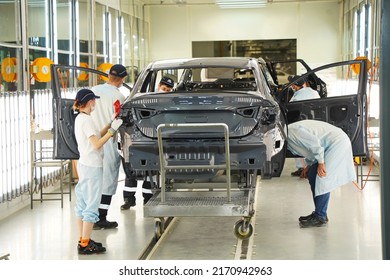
xmin=0 ymin=159 xmax=382 ymax=260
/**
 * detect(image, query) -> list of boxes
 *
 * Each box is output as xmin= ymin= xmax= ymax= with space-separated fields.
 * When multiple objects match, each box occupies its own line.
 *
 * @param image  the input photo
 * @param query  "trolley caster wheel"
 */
xmin=154 ymin=221 xmax=162 ymax=240
xmin=234 ymin=220 xmax=253 ymax=240
xmin=154 ymin=218 xmax=165 ymax=240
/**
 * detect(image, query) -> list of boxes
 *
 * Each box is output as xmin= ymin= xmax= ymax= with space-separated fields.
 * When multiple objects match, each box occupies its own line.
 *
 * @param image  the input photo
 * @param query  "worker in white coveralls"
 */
xmin=287 ymin=120 xmax=356 ymax=228
xmin=90 ymin=64 xmax=127 ymax=229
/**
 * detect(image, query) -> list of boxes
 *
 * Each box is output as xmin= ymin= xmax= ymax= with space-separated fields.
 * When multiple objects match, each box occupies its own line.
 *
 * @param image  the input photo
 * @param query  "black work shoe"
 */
xmin=93 ymin=220 xmax=118 ymax=230
xmin=291 ymin=168 xmax=304 ymax=177
xmin=120 ymin=198 xmax=136 ymax=210
xmin=143 ymin=195 xmax=153 ymax=205
xmin=299 ymin=215 xmax=327 ymax=228
xmin=299 ymin=212 xmax=315 ymax=222
xmin=299 ymin=212 xmax=329 ymax=222
xmin=78 ymin=240 xmax=106 ymax=255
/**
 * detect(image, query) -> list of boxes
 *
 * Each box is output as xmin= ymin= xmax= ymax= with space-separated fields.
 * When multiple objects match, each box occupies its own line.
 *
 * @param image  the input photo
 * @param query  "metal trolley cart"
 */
xmin=143 ymin=123 xmax=257 ymax=240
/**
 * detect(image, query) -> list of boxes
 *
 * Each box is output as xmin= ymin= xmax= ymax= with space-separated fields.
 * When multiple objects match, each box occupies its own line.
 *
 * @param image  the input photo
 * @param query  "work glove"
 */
xmin=108 ymin=118 xmax=123 ymax=135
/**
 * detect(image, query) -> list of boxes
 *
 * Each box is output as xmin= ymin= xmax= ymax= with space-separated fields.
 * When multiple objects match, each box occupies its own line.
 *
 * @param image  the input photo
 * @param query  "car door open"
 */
xmin=283 ymin=59 xmax=368 ymax=156
xmin=50 ymin=64 xmax=131 ymax=159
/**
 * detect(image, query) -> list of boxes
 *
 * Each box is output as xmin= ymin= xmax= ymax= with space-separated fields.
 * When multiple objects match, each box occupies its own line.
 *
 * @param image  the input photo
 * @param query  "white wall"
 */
xmin=146 ymin=2 xmax=342 ymax=67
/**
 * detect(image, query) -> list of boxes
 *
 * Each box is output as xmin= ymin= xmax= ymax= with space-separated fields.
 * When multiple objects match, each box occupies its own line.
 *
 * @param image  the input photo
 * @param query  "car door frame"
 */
xmin=50 ymin=64 xmax=131 ymax=159
xmin=281 ymin=59 xmax=368 ymax=157
xmin=267 ymin=59 xmax=312 ymax=85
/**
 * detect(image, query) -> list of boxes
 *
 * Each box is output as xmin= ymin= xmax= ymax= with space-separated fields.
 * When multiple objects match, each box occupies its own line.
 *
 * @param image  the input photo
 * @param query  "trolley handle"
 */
xmin=156 ymin=123 xmax=232 ymax=203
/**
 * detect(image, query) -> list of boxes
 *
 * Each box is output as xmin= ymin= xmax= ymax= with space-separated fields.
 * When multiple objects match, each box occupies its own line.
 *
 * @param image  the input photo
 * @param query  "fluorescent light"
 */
xmin=216 ymin=0 xmax=268 ymax=9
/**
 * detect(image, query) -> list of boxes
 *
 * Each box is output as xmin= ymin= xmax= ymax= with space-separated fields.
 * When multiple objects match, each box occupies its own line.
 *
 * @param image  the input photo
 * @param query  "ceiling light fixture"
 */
xmin=215 ymin=0 xmax=268 ymax=9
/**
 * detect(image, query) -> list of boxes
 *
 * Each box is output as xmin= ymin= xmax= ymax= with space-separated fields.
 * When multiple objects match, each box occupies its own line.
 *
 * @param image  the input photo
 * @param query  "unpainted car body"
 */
xmin=50 ymin=57 xmax=368 ymax=239
xmin=118 ymin=57 xmax=287 ymax=186
xmin=50 ymin=57 xmax=368 ymax=182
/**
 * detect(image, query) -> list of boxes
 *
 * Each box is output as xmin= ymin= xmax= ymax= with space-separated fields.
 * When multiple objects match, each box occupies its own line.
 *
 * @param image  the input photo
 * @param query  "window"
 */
xmin=0 ymin=47 xmax=23 ymax=92
xmin=57 ymin=0 xmax=73 ymax=70
xmin=95 ymin=3 xmax=106 ymax=62
xmin=57 ymin=0 xmax=72 ymax=52
xmin=28 ymin=0 xmax=50 ymax=49
xmin=354 ymin=3 xmax=372 ymax=58
xmin=0 ymin=0 xmax=23 ymax=92
xmin=0 ymin=0 xmax=22 ymax=45
xmin=28 ymin=0 xmax=53 ymax=90
xmin=78 ymin=0 xmax=92 ymax=68
xmin=108 ymin=7 xmax=119 ymax=63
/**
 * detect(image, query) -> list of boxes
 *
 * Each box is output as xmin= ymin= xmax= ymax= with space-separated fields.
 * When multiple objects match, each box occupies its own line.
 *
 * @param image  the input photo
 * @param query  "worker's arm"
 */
xmin=89 ymin=132 xmax=112 ymax=150
xmin=89 ymin=119 xmax=123 ymax=150
xmin=100 ymin=123 xmax=111 ymax=137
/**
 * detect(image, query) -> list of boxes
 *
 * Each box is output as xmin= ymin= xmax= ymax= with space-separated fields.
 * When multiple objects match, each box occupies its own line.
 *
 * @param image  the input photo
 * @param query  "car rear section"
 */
xmin=119 ymin=91 xmax=285 ymax=180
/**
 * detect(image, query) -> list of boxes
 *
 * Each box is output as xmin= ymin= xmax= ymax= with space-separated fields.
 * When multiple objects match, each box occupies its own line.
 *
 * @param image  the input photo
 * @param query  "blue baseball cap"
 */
xmin=109 ymin=64 xmax=128 ymax=78
xmin=160 ymin=76 xmax=174 ymax=88
xmin=75 ymin=89 xmax=100 ymax=105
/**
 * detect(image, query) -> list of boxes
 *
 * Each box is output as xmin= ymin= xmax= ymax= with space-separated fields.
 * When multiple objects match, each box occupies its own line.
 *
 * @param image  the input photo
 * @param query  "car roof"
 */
xmin=147 ymin=57 xmax=259 ymax=70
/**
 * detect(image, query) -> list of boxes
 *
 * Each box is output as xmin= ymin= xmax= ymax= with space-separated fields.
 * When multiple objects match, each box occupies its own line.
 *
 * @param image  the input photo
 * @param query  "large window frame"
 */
xmin=354 ymin=3 xmax=372 ymax=58
xmin=0 ymin=0 xmax=24 ymax=92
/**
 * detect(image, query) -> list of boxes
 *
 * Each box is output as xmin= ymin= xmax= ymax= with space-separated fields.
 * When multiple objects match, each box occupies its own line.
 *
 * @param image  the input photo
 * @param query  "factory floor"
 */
xmin=0 ymin=159 xmax=382 ymax=261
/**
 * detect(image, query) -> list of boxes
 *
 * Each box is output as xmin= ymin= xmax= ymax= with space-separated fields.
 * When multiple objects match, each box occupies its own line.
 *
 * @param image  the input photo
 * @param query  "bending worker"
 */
xmin=287 ymin=120 xmax=356 ymax=228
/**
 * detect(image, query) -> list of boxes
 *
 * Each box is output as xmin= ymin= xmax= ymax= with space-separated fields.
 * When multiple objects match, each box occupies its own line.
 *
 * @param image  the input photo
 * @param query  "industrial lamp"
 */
xmin=215 ymin=0 xmax=268 ymax=9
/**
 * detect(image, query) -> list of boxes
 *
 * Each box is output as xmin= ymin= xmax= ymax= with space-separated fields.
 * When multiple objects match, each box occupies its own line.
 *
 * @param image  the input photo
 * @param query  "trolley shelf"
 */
xmin=144 ymin=190 xmax=254 ymax=217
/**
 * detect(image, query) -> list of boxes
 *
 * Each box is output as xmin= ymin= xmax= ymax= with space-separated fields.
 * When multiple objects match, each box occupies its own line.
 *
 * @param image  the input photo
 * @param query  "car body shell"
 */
xmin=118 ymin=58 xmax=287 ymax=183
xmin=50 ymin=57 xmax=368 ymax=186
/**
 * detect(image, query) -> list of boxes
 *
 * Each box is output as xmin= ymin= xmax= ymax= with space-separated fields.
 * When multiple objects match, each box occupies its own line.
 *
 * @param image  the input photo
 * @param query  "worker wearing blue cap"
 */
xmin=91 ymin=64 xmax=127 ymax=229
xmin=72 ymin=88 xmax=123 ymax=254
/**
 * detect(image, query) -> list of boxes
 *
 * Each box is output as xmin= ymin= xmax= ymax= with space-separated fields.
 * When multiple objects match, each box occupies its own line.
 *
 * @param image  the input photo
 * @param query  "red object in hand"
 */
xmin=113 ymin=100 xmax=121 ymax=118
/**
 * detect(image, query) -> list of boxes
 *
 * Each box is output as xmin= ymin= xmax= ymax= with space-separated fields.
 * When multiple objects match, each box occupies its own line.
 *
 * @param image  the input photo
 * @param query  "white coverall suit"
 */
xmin=287 ymin=120 xmax=356 ymax=220
xmin=91 ymin=83 xmax=125 ymax=221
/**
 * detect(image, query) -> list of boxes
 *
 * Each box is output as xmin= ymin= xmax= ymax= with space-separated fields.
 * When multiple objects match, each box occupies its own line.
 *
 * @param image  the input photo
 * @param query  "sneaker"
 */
xmin=299 ymin=215 xmax=327 ymax=228
xmin=291 ymin=168 xmax=304 ymax=177
xmin=78 ymin=240 xmax=106 ymax=255
xmin=299 ymin=212 xmax=329 ymax=222
xmin=78 ymin=239 xmax=102 ymax=246
xmin=120 ymin=198 xmax=136 ymax=210
xmin=93 ymin=220 xmax=118 ymax=230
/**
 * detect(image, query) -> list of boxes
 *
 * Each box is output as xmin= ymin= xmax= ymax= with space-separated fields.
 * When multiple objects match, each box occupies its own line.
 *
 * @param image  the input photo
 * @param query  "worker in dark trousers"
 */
xmin=120 ymin=162 xmax=153 ymax=210
xmin=90 ymin=64 xmax=127 ymax=230
xmin=287 ymin=120 xmax=356 ymax=228
xmin=120 ymin=76 xmax=172 ymax=209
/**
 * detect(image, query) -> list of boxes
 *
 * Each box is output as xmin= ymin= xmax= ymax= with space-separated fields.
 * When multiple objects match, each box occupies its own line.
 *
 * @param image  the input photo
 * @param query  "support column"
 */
xmin=380 ymin=0 xmax=390 ymax=260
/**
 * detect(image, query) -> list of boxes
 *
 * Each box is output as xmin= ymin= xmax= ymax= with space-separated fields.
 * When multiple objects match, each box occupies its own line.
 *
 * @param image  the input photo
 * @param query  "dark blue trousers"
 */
xmin=307 ymin=162 xmax=330 ymax=220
